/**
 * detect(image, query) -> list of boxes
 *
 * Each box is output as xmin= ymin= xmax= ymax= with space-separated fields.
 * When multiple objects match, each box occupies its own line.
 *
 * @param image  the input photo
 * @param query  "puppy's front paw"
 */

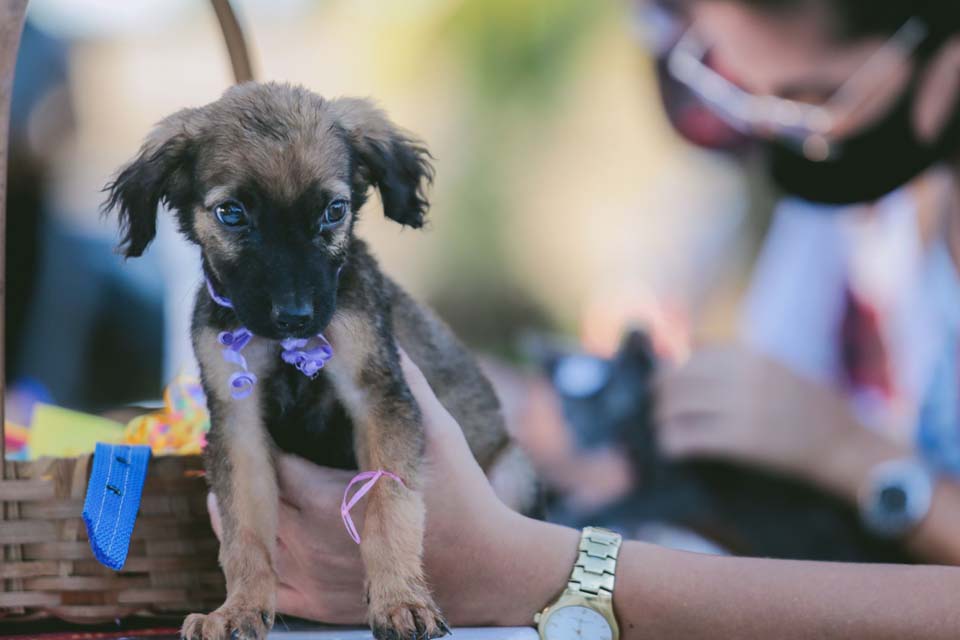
xmin=369 ymin=596 xmax=450 ymax=640
xmin=181 ymin=605 xmax=274 ymax=640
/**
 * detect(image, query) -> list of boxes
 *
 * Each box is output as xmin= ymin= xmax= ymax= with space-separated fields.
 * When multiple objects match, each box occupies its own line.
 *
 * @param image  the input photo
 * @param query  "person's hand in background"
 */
xmin=655 ymin=343 xmax=960 ymax=565
xmin=655 ymin=344 xmax=902 ymax=490
xmin=208 ymin=349 xmax=578 ymax=626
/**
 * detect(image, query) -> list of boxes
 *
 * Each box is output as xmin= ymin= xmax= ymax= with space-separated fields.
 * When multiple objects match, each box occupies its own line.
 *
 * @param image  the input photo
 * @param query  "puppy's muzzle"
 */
xmin=271 ymin=301 xmax=313 ymax=335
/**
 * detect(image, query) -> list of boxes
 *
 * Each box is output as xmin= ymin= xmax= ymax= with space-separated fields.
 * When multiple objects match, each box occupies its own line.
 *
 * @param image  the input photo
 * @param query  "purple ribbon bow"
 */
xmin=218 ymin=327 xmax=257 ymax=399
xmin=206 ymin=277 xmax=334 ymax=399
xmin=280 ymin=337 xmax=335 ymax=377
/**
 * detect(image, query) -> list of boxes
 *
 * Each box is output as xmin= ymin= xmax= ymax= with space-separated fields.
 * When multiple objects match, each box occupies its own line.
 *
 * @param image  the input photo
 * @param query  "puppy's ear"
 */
xmin=330 ymin=98 xmax=434 ymax=228
xmin=104 ymin=109 xmax=198 ymax=257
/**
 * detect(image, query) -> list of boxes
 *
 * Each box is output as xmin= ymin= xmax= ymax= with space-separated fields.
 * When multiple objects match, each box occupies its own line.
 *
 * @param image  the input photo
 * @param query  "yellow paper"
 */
xmin=30 ymin=403 xmax=124 ymax=459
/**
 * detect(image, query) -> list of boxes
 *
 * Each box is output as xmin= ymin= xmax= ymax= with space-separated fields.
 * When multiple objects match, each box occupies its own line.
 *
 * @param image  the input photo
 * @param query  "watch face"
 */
xmin=861 ymin=458 xmax=935 ymax=537
xmin=879 ymin=485 xmax=908 ymax=513
xmin=544 ymin=605 xmax=613 ymax=640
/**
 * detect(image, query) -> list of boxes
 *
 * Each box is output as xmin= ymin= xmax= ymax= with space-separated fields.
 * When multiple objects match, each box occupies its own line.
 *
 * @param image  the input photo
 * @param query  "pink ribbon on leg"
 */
xmin=341 ymin=470 xmax=405 ymax=544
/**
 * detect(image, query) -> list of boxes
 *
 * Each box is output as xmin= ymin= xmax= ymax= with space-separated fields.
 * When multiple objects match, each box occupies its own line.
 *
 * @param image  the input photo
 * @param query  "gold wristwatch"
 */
xmin=535 ymin=527 xmax=622 ymax=640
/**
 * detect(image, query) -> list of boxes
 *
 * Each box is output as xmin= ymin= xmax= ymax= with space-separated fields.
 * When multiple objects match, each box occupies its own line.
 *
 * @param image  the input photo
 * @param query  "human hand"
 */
xmin=655 ymin=344 xmax=864 ymax=483
xmin=209 ymin=349 xmax=577 ymax=626
xmin=209 ymin=459 xmax=365 ymax=623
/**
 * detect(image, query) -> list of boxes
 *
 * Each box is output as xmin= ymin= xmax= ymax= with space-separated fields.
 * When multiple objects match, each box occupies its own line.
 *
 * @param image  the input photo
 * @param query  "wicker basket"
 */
xmin=0 ymin=0 xmax=255 ymax=624
xmin=0 ymin=454 xmax=225 ymax=623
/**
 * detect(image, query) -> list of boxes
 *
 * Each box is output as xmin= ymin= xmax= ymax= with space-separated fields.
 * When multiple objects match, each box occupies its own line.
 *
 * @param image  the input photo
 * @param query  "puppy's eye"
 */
xmin=214 ymin=200 xmax=248 ymax=228
xmin=322 ymin=199 xmax=349 ymax=227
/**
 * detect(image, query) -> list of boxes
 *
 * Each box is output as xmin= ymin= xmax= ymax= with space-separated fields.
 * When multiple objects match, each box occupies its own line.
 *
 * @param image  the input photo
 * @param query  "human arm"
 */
xmin=210 ymin=348 xmax=960 ymax=637
xmin=656 ymin=344 xmax=960 ymax=564
xmin=613 ymin=538 xmax=960 ymax=639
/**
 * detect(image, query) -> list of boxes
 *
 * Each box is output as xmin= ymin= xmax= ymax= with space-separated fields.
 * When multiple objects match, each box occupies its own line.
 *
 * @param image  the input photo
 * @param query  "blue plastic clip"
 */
xmin=82 ymin=443 xmax=152 ymax=570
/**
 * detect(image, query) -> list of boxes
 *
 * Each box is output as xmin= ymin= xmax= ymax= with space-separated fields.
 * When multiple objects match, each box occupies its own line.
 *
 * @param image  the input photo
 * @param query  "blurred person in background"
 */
xmin=495 ymin=0 xmax=960 ymax=564
xmin=204 ymin=0 xmax=960 ymax=636
xmin=7 ymin=19 xmax=164 ymax=416
xmin=4 ymin=19 xmax=71 ymax=422
xmin=654 ymin=0 xmax=960 ymax=565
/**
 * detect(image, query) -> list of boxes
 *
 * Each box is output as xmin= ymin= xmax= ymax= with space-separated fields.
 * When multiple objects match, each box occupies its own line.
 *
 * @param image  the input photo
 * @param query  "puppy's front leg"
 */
xmin=326 ymin=312 xmax=448 ymax=640
xmin=183 ymin=329 xmax=278 ymax=640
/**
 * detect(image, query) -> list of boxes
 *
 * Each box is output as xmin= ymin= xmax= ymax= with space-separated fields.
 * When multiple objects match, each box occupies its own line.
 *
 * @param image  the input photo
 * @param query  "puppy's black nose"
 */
xmin=271 ymin=302 xmax=313 ymax=333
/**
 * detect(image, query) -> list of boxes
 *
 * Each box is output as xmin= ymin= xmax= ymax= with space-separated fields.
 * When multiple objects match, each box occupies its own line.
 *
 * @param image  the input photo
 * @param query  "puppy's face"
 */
xmin=105 ymin=83 xmax=433 ymax=339
xmin=187 ymin=128 xmax=356 ymax=340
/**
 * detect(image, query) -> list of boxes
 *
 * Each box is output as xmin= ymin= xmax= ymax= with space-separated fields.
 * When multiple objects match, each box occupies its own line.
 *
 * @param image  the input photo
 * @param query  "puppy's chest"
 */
xmin=261 ymin=367 xmax=357 ymax=469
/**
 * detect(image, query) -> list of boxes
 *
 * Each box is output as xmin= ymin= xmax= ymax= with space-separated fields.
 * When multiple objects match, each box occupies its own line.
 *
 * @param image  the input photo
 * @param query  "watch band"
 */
xmin=567 ymin=526 xmax=623 ymax=599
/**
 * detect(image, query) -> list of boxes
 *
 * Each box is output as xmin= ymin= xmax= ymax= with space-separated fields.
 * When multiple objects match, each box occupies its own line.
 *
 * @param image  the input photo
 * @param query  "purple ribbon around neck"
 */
xmin=205 ymin=277 xmax=235 ymax=309
xmin=206 ymin=277 xmax=334 ymax=400
xmin=217 ymin=327 xmax=257 ymax=399
xmin=280 ymin=337 xmax=334 ymax=377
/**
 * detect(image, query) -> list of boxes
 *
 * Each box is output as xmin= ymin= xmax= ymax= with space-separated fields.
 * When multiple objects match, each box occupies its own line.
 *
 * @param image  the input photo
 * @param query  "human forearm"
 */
xmin=614 ymin=541 xmax=960 ymax=639
xmin=430 ymin=508 xmax=580 ymax=626
xmin=907 ymin=480 xmax=960 ymax=564
xmin=806 ymin=408 xmax=960 ymax=565
xmin=805 ymin=393 xmax=906 ymax=500
xmin=459 ymin=514 xmax=960 ymax=638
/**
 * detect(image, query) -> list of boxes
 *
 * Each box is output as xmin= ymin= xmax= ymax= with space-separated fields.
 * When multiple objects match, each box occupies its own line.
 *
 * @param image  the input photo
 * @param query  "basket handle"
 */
xmin=211 ymin=0 xmax=256 ymax=84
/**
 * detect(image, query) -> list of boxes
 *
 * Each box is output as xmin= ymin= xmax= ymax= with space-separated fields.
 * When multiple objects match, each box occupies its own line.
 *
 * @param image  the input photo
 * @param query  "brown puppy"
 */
xmin=105 ymin=82 xmax=529 ymax=640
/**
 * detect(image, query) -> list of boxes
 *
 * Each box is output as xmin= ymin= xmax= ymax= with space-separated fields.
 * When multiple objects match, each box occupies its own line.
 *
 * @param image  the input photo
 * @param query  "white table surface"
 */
xmin=269 ymin=628 xmax=538 ymax=639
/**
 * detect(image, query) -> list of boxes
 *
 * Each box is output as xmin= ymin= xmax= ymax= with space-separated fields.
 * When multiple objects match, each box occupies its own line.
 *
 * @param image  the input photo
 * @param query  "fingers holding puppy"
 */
xmin=207 ymin=463 xmax=368 ymax=626
xmin=398 ymin=348 xmax=502 ymax=506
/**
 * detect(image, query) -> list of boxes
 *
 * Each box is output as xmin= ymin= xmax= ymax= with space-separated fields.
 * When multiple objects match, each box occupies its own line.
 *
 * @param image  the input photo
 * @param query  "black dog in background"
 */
xmin=541 ymin=330 xmax=913 ymax=563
